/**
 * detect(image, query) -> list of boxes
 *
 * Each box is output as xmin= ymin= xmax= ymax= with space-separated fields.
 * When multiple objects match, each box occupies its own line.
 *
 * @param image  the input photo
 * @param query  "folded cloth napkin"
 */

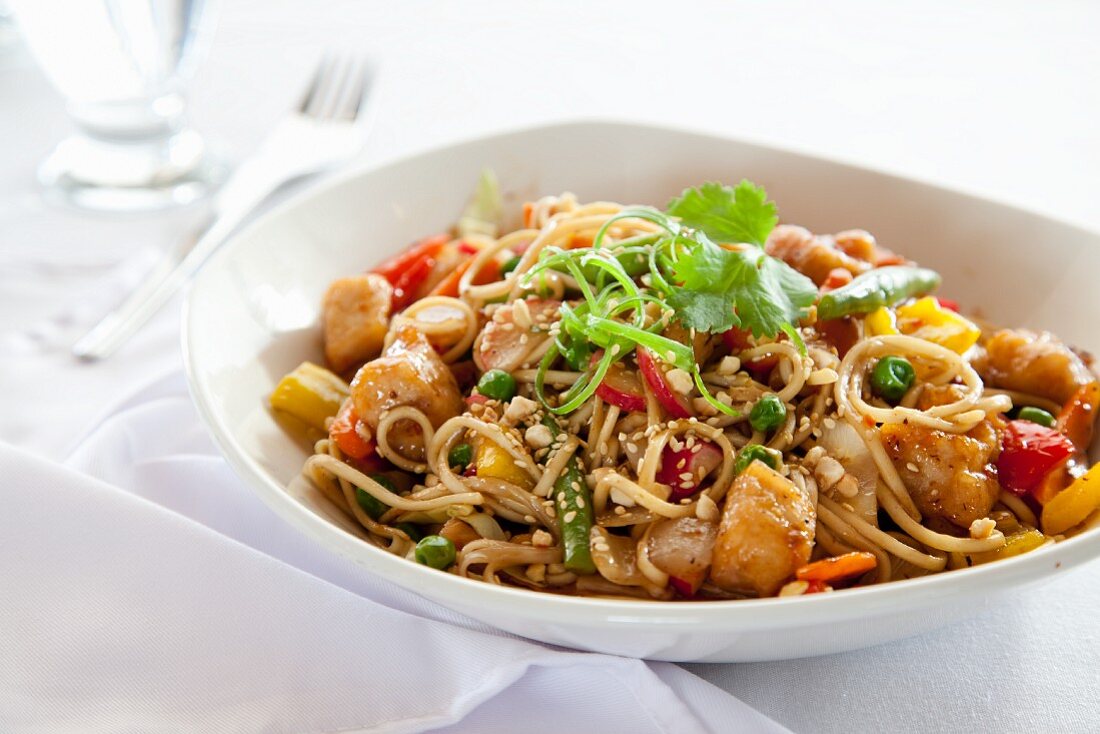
xmin=0 ymin=373 xmax=786 ymax=733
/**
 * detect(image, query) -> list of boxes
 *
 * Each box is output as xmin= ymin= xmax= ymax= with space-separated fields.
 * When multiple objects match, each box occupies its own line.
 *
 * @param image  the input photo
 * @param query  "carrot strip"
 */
xmin=329 ymin=401 xmax=374 ymax=460
xmin=429 ymin=255 xmax=502 ymax=298
xmin=795 ymin=551 xmax=877 ymax=583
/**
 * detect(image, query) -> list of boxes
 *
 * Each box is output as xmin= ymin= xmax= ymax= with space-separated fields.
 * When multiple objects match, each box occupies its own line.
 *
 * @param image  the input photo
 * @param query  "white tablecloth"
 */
xmin=3 ymin=1 xmax=1100 ymax=731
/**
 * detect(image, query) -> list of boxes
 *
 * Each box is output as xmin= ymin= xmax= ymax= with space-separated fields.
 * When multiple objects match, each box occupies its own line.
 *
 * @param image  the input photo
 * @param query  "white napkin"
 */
xmin=0 ymin=373 xmax=786 ymax=733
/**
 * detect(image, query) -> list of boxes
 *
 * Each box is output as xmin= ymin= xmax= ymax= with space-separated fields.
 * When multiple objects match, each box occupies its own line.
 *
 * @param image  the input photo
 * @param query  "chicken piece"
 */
xmin=647 ymin=517 xmax=718 ymax=595
xmin=351 ymin=325 xmax=465 ymax=459
xmin=833 ymin=229 xmax=907 ymax=267
xmin=709 ymin=461 xmax=816 ymax=597
xmin=474 ymin=298 xmax=560 ymax=372
xmin=976 ymin=329 xmax=1098 ymax=406
xmin=322 ymin=273 xmax=393 ymax=374
xmin=765 ymin=224 xmax=871 ymax=286
xmin=880 ymin=406 xmax=1004 ymax=528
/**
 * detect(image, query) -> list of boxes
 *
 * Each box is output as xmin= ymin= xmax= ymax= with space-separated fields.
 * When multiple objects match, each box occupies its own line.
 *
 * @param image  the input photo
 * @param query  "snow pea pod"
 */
xmin=543 ymin=415 xmax=595 ymax=574
xmin=816 ymin=266 xmax=941 ymax=321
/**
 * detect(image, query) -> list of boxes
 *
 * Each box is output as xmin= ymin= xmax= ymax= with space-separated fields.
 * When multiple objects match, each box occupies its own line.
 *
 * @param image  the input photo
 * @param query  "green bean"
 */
xmin=544 ymin=416 xmax=595 ymax=574
xmin=355 ymin=473 xmax=396 ymax=520
xmin=816 ymin=266 xmax=941 ymax=321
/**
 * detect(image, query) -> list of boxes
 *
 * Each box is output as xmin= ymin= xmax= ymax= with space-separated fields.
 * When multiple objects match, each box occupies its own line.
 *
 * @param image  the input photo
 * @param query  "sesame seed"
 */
xmin=906 ymin=462 xmax=919 ymax=473
xmin=563 ymin=511 xmax=577 ymax=523
xmin=613 ymin=506 xmax=626 ymax=515
xmin=680 ymin=472 xmax=694 ymax=481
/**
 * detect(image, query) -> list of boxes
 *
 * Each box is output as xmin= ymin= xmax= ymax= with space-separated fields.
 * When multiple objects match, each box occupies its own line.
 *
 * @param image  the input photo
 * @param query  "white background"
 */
xmin=2 ymin=1 xmax=1100 ymax=731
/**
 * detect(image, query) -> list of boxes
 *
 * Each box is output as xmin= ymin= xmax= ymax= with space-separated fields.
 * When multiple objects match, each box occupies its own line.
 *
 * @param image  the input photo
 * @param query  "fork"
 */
xmin=71 ymin=55 xmax=377 ymax=361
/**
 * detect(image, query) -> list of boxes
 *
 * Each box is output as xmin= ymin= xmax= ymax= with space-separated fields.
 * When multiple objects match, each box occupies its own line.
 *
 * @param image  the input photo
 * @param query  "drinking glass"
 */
xmin=10 ymin=0 xmax=225 ymax=211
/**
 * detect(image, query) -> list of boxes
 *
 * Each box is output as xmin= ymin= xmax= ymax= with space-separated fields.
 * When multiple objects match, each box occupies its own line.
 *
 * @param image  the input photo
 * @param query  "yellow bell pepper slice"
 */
xmin=1042 ymin=463 xmax=1100 ymax=535
xmin=968 ymin=529 xmax=1046 ymax=565
xmin=270 ymin=361 xmax=350 ymax=431
xmin=895 ymin=296 xmax=980 ymax=354
xmin=475 ymin=440 xmax=535 ymax=490
xmin=864 ymin=307 xmax=899 ymax=336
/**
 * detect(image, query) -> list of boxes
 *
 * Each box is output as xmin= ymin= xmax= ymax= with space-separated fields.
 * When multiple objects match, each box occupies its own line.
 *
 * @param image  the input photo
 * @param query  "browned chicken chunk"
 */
xmin=709 ymin=461 xmax=816 ymax=597
xmin=880 ymin=402 xmax=1004 ymax=529
xmin=766 ymin=224 xmax=871 ymax=286
xmin=351 ymin=325 xmax=465 ymax=459
xmin=976 ymin=329 xmax=1097 ymax=406
xmin=322 ymin=273 xmax=393 ymax=374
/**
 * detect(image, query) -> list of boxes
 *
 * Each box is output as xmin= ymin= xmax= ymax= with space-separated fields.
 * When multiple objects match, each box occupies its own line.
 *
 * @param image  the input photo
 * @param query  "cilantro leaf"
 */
xmin=668 ymin=235 xmax=816 ymax=338
xmin=666 ymin=180 xmax=778 ymax=247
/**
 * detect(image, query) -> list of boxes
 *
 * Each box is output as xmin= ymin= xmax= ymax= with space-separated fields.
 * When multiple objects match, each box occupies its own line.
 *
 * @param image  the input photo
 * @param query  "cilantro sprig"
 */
xmin=666 ymin=179 xmax=778 ymax=246
xmin=521 ymin=179 xmax=816 ymax=416
xmin=597 ymin=180 xmax=816 ymax=341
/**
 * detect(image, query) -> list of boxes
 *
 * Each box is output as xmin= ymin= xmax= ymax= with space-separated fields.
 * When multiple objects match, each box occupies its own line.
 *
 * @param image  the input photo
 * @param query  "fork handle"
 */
xmin=71 ymin=173 xmax=286 ymax=362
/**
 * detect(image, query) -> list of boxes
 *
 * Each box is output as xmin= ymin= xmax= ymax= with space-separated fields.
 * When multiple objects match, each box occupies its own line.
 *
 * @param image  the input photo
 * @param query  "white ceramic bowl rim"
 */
xmin=183 ymin=118 xmax=1100 ymax=631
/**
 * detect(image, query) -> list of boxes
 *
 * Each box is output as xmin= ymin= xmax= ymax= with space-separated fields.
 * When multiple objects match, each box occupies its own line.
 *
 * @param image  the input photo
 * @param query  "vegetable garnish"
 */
xmin=665 ymin=180 xmax=778 ymax=247
xmin=522 ymin=180 xmax=819 ymax=417
xmin=816 ymin=266 xmax=941 ymax=321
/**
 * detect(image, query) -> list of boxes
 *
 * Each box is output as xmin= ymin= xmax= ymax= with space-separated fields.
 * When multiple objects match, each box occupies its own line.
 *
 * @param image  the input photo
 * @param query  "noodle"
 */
xmin=278 ymin=180 xmax=1096 ymax=602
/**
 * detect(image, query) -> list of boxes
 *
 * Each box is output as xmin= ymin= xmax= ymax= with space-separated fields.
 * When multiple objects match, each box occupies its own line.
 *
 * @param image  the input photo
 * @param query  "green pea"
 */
xmin=870 ymin=355 xmax=915 ymax=403
xmin=448 ymin=443 xmax=474 ymax=468
xmin=395 ymin=522 xmax=423 ymax=542
xmin=734 ymin=444 xmax=778 ymax=475
xmin=477 ymin=369 xmax=517 ymax=401
xmin=501 ymin=256 xmax=523 ymax=277
xmin=1018 ymin=406 xmax=1056 ymax=428
xmin=415 ymin=535 xmax=456 ymax=570
xmin=749 ymin=394 xmax=787 ymax=433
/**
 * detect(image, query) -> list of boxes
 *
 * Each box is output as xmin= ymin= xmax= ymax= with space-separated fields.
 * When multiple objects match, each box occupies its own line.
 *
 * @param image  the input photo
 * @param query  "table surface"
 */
xmin=3 ymin=2 xmax=1099 ymax=731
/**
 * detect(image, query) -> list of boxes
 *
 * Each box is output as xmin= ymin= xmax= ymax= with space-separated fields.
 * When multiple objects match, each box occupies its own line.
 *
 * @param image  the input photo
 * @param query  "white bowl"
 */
xmin=184 ymin=120 xmax=1100 ymax=662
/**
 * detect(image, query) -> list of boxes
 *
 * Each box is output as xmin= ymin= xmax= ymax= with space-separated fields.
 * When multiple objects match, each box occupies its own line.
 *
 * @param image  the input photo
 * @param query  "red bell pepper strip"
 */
xmin=371 ymin=234 xmax=448 ymax=283
xmin=820 ymin=268 xmax=853 ymax=292
xmin=936 ymin=297 xmax=960 ymax=312
xmin=329 ymin=401 xmax=375 ymax=460
xmin=720 ymin=325 xmax=753 ymax=351
xmin=391 ymin=255 xmax=435 ymax=311
xmin=669 ymin=575 xmax=698 ymax=599
xmin=720 ymin=325 xmax=778 ymax=377
xmin=371 ymin=234 xmax=449 ymax=311
xmin=997 ymin=419 xmax=1076 ymax=496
